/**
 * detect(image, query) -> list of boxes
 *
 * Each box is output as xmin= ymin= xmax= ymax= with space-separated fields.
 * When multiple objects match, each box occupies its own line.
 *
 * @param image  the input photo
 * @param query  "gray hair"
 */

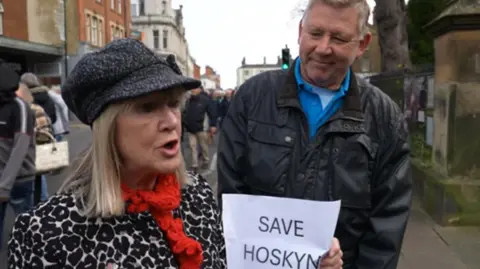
xmin=20 ymin=72 xmax=41 ymax=88
xmin=303 ymin=0 xmax=371 ymax=36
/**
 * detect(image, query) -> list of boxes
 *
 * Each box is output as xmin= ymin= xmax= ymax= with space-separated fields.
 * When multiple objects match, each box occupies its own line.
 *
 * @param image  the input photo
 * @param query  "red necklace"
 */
xmin=121 ymin=174 xmax=203 ymax=269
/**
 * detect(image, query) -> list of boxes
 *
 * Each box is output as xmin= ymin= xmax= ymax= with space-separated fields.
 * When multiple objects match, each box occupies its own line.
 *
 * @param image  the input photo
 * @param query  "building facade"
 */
xmin=0 ymin=0 xmax=65 ymax=84
xmin=200 ymin=76 xmax=216 ymax=90
xmin=65 ymin=0 xmax=131 ymax=81
xmin=203 ymin=65 xmax=221 ymax=88
xmin=131 ymin=0 xmax=191 ymax=75
xmin=236 ymin=56 xmax=281 ymax=86
xmin=193 ymin=62 xmax=201 ymax=79
xmin=185 ymin=54 xmax=196 ymax=77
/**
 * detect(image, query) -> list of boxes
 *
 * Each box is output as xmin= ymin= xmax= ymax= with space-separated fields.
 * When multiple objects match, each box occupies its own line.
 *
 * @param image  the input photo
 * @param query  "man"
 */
xmin=183 ymin=86 xmax=217 ymax=173
xmin=20 ymin=73 xmax=57 ymax=125
xmin=0 ymin=61 xmax=36 ymax=249
xmin=217 ymin=0 xmax=412 ymax=268
xmin=218 ymin=89 xmax=233 ymax=126
xmin=47 ymin=86 xmax=70 ymax=142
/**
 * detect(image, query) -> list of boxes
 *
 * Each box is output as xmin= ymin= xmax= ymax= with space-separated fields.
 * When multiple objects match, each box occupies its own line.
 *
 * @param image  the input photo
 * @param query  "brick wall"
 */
xmin=78 ymin=0 xmax=131 ymax=44
xmin=205 ymin=65 xmax=215 ymax=76
xmin=193 ymin=63 xmax=201 ymax=79
xmin=2 ymin=0 xmax=28 ymax=40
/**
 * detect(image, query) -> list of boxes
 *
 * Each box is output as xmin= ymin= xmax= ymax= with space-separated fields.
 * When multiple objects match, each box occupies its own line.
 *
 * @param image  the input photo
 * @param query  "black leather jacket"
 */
xmin=217 ymin=67 xmax=412 ymax=269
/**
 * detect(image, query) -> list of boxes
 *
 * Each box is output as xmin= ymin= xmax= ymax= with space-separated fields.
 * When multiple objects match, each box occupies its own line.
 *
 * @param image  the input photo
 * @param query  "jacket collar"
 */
xmin=276 ymin=61 xmax=363 ymax=120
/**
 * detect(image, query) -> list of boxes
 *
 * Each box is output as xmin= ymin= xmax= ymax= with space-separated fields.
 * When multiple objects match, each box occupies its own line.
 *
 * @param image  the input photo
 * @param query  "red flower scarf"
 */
xmin=121 ymin=174 xmax=203 ymax=269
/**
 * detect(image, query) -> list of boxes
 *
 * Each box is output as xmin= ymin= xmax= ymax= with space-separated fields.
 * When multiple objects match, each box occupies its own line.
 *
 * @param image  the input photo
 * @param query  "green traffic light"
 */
xmin=282 ymin=63 xmax=289 ymax=70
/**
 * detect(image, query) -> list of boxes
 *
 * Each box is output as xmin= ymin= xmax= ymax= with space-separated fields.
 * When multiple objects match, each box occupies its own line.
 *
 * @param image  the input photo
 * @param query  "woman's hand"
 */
xmin=319 ymin=237 xmax=343 ymax=269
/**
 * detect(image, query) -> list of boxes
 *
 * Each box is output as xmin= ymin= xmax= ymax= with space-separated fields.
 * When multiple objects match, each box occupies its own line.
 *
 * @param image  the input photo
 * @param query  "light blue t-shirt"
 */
xmin=294 ymin=59 xmax=350 ymax=138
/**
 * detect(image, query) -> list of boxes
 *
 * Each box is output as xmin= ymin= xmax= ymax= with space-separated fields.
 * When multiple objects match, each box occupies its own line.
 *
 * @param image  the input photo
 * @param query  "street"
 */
xmin=0 ymin=123 xmax=479 ymax=269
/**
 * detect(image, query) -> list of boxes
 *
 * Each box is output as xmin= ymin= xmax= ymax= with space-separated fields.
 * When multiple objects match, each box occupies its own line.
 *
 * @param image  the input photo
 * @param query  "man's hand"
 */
xmin=319 ymin=237 xmax=343 ymax=269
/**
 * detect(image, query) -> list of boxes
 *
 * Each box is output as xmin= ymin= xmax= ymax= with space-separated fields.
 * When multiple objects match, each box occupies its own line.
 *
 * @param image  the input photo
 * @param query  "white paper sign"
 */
xmin=222 ymin=194 xmax=341 ymax=269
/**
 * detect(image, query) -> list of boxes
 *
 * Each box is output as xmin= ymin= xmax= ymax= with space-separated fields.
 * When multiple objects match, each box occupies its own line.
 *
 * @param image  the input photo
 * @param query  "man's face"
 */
xmin=298 ymin=2 xmax=371 ymax=88
xmin=191 ymin=88 xmax=201 ymax=95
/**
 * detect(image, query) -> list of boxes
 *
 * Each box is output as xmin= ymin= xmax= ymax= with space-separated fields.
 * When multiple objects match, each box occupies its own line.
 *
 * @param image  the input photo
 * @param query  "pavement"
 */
xmin=0 ymin=121 xmax=479 ymax=269
xmin=398 ymin=199 xmax=480 ymax=269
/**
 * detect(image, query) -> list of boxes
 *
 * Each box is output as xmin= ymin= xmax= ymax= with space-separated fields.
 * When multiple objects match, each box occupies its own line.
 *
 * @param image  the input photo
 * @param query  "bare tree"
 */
xmin=374 ymin=0 xmax=412 ymax=72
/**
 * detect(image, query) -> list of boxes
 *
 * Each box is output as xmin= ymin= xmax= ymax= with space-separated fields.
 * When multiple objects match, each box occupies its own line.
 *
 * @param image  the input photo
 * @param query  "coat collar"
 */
xmin=276 ymin=61 xmax=363 ymax=120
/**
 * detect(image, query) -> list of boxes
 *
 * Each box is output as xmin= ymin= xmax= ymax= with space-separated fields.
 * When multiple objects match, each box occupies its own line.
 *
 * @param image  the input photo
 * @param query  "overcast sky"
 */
xmin=165 ymin=0 xmax=376 ymax=88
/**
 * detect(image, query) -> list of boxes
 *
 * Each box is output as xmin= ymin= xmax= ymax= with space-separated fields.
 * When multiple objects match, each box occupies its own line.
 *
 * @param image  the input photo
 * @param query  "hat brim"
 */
xmin=84 ymin=62 xmax=201 ymax=124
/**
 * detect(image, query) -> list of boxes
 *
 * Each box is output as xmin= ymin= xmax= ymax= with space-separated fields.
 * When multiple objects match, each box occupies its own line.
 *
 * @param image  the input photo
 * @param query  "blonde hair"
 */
xmin=59 ymin=91 xmax=189 ymax=218
xmin=303 ymin=0 xmax=371 ymax=36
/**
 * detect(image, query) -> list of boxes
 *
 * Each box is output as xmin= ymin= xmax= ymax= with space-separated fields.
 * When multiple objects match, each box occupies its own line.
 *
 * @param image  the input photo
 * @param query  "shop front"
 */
xmin=0 ymin=36 xmax=64 ymax=85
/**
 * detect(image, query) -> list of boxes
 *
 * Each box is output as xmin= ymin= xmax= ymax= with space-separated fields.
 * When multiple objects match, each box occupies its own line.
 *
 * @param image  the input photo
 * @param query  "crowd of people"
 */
xmin=181 ymin=87 xmax=234 ymax=173
xmin=0 ymin=66 xmax=70 ymax=249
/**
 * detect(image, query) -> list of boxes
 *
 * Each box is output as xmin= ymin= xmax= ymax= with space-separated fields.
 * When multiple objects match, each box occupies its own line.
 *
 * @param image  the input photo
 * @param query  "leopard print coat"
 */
xmin=8 ymin=173 xmax=226 ymax=268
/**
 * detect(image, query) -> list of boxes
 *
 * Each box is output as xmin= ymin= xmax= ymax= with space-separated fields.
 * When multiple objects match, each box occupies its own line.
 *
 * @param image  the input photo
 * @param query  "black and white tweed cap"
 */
xmin=61 ymin=38 xmax=201 ymax=125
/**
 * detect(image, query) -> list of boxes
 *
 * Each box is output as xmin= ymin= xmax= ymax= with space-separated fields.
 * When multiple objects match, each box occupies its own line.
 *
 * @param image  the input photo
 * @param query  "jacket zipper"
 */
xmin=326 ymin=140 xmax=335 ymax=201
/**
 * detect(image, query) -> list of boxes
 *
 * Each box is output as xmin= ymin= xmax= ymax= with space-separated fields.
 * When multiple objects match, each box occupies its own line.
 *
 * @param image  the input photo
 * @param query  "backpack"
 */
xmin=30 ymin=103 xmax=54 ymax=144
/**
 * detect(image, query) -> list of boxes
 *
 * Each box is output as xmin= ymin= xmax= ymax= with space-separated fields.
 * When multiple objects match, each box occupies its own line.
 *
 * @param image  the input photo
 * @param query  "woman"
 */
xmin=8 ymin=39 xmax=343 ymax=268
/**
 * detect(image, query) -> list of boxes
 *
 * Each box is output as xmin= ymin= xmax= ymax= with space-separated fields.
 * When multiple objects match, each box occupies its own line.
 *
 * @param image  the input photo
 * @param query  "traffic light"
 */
xmin=281 ymin=47 xmax=291 ymax=70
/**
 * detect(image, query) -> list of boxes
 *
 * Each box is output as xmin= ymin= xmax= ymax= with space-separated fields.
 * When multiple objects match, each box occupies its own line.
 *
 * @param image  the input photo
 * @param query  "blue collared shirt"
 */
xmin=294 ymin=58 xmax=350 ymax=138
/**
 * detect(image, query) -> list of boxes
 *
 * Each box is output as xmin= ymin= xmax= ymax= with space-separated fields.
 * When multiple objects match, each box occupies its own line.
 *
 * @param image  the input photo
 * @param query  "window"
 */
xmin=0 ymin=3 xmax=4 ymax=36
xmin=91 ymin=17 xmax=98 ymax=45
xmin=153 ymin=30 xmax=159 ymax=49
xmin=86 ymin=14 xmax=91 ymax=42
xmin=86 ymin=12 xmax=104 ymax=46
xmin=111 ymin=0 xmax=115 ymax=9
xmin=118 ymin=0 xmax=122 ymax=14
xmin=111 ymin=25 xmax=116 ymax=41
xmin=111 ymin=24 xmax=124 ymax=41
xmin=162 ymin=30 xmax=168 ymax=49
xmin=243 ymin=70 xmax=249 ymax=76
xmin=162 ymin=1 xmax=166 ymax=14
xmin=475 ymin=53 xmax=480 ymax=74
xmin=139 ymin=0 xmax=145 ymax=15
xmin=98 ymin=19 xmax=104 ymax=46
xmin=130 ymin=3 xmax=137 ymax=16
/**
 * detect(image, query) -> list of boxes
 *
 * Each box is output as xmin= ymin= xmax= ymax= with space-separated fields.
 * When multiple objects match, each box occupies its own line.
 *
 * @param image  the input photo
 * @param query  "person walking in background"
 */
xmin=16 ymin=83 xmax=54 ymax=144
xmin=183 ymin=86 xmax=217 ymax=173
xmin=218 ymin=89 xmax=233 ymax=126
xmin=20 ymin=73 xmax=57 ymax=125
xmin=48 ymin=85 xmax=70 ymax=141
xmin=19 ymin=73 xmax=56 ymax=202
xmin=0 ymin=60 xmax=36 ymax=250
